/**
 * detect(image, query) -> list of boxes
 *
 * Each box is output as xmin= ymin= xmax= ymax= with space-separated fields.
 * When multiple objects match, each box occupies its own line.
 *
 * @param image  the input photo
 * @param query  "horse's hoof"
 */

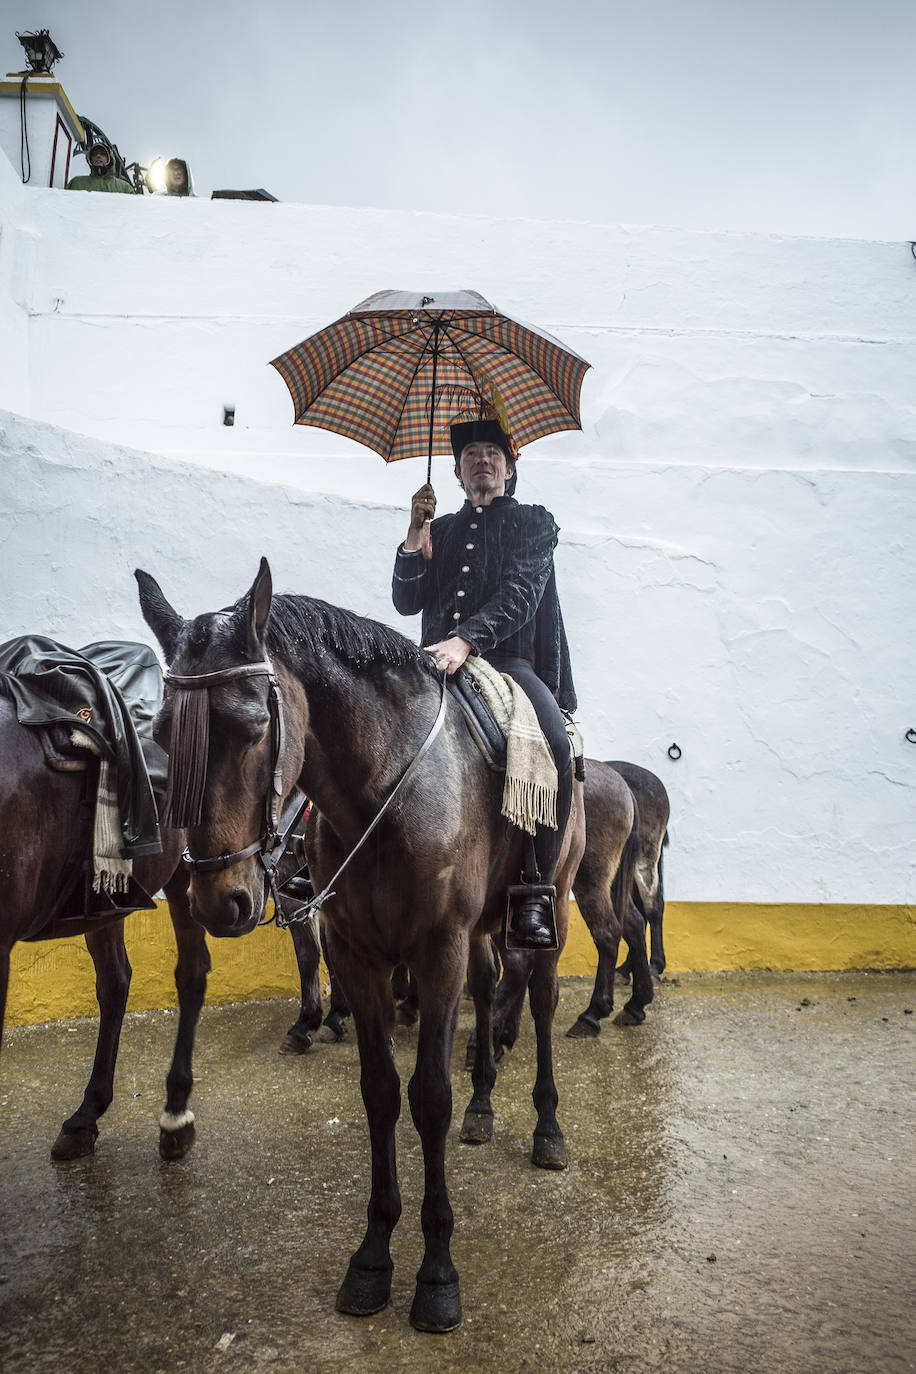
xmin=532 ymin=1133 xmax=568 ymax=1171
xmin=566 ymin=1016 xmax=601 ymax=1039
xmin=395 ymin=1005 xmax=418 ymax=1028
xmin=459 ymin=1110 xmax=493 ymax=1145
xmin=615 ymin=968 xmax=631 ymax=985
xmin=50 ymin=1125 xmax=98 ymax=1161
xmin=410 ymin=1279 xmax=463 ymax=1333
xmin=613 ymin=1005 xmax=646 ymax=1027
xmin=279 ymin=1031 xmax=313 ymax=1055
xmin=159 ymin=1121 xmax=196 ymax=1161
xmin=319 ymin=1020 xmax=347 ymax=1043
xmin=335 ymin=1262 xmax=392 ymax=1316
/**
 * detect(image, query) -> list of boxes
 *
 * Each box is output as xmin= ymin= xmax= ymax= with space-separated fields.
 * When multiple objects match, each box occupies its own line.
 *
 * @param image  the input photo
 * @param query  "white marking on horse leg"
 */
xmin=159 ymin=1109 xmax=195 ymax=1131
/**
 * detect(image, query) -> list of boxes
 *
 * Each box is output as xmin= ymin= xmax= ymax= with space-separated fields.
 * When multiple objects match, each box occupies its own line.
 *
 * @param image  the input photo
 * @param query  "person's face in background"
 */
xmin=166 ymin=161 xmax=188 ymax=193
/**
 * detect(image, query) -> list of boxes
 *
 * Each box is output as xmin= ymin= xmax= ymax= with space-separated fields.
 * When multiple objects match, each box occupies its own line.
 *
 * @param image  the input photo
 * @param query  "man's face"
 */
xmin=167 ymin=162 xmax=186 ymax=189
xmin=90 ymin=147 xmax=110 ymax=169
xmin=457 ymin=442 xmax=511 ymax=503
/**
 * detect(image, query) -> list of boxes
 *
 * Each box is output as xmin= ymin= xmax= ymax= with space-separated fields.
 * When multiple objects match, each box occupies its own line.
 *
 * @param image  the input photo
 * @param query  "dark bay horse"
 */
xmin=136 ymin=558 xmax=585 ymax=1333
xmin=608 ymin=760 xmax=670 ymax=980
xmin=0 ymin=685 xmax=209 ymax=1161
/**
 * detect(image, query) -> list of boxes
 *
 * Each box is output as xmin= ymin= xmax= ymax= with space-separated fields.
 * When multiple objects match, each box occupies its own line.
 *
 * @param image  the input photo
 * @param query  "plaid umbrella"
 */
xmin=269 ymin=289 xmax=591 ymax=482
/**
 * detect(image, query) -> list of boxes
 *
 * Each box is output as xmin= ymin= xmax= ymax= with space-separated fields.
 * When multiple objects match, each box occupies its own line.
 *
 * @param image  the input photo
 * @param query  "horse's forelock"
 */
xmin=162 ymin=612 xmax=248 ymax=830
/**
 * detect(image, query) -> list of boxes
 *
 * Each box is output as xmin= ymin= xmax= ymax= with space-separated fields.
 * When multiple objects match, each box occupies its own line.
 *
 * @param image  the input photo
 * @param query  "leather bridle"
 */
xmin=163 ymin=659 xmax=307 ymax=916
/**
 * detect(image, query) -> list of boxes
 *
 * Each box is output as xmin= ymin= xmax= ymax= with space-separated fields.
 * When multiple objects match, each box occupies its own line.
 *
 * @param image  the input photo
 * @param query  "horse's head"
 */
xmin=136 ymin=558 xmax=304 ymax=937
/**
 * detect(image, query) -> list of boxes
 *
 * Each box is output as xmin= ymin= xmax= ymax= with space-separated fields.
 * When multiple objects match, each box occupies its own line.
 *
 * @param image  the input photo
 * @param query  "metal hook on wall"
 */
xmin=667 ymin=743 xmax=682 ymax=761
xmin=905 ymin=728 xmax=916 ymax=744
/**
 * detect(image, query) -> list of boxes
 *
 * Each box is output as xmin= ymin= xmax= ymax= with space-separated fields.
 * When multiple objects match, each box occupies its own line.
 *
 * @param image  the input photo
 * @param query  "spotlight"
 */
xmin=16 ymin=29 xmax=63 ymax=75
xmin=146 ymin=156 xmax=166 ymax=193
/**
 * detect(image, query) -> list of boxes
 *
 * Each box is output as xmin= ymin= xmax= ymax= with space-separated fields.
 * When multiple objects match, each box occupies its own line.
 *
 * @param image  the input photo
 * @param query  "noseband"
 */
xmin=163 ymin=660 xmax=307 ymax=915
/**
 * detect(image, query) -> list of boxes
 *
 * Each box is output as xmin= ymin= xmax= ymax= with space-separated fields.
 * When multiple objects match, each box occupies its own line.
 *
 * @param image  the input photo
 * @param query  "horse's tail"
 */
xmin=657 ymin=828 xmax=669 ymax=908
xmin=611 ymin=796 xmax=640 ymax=923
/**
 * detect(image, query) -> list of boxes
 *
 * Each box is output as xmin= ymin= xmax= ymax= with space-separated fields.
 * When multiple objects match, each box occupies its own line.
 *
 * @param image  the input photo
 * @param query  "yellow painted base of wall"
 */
xmin=5 ymin=900 xmax=915 ymax=1027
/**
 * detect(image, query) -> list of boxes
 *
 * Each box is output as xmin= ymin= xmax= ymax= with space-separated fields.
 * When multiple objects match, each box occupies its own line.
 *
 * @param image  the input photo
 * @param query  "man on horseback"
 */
xmin=392 ymin=415 xmax=577 ymax=949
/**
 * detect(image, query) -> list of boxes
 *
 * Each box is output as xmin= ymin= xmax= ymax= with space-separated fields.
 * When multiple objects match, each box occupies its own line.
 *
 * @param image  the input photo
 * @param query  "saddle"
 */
xmin=447 ymin=666 xmax=507 ymax=771
xmin=448 ymin=664 xmax=586 ymax=782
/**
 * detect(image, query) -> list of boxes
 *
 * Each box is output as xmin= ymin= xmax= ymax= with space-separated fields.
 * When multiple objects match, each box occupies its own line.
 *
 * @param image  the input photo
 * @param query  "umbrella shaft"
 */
xmin=426 ymin=323 xmax=440 ymax=484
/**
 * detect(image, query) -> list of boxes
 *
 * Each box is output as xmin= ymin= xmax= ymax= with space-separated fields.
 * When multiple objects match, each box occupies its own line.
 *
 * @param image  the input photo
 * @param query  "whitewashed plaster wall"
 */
xmin=1 ymin=147 xmax=915 ymax=905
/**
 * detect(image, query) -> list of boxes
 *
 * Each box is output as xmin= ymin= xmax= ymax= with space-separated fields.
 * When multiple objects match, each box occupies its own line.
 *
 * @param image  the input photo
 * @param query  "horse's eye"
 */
xmin=240 ymin=711 xmax=271 ymax=743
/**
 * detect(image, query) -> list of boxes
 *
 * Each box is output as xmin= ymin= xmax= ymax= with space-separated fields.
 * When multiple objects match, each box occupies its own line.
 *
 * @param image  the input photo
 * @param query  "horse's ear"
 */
xmin=245 ymin=557 xmax=273 ymax=654
xmin=135 ymin=569 xmax=183 ymax=663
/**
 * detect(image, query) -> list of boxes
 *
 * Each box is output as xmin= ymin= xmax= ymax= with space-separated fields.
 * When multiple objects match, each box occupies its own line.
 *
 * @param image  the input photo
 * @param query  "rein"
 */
xmin=277 ymin=669 xmax=448 ymax=928
xmin=163 ymin=659 xmax=306 ymax=917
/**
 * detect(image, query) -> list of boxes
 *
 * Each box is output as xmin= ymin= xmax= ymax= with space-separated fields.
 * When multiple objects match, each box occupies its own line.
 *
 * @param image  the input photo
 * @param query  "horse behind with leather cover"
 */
xmin=0 ymin=636 xmax=167 ymax=925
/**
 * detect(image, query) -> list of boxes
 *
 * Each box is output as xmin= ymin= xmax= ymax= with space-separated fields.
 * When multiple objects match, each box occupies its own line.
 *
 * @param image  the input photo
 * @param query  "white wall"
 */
xmin=1 ymin=147 xmax=915 ymax=905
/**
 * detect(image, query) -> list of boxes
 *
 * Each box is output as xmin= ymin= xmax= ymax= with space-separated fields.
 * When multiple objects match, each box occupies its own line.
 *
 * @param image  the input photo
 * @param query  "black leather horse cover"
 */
xmin=0 ymin=636 xmax=166 ymax=857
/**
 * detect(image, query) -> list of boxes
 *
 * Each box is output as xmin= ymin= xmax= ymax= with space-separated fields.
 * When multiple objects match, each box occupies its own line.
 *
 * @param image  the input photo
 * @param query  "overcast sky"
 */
xmin=9 ymin=0 xmax=914 ymax=239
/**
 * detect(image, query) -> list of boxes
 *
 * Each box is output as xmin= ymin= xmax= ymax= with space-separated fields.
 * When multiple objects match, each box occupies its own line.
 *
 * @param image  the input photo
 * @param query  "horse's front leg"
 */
xmin=460 ymin=935 xmax=499 ymax=1145
xmin=159 ymin=870 xmax=211 ymax=1159
xmin=51 ymin=921 xmax=131 ymax=1160
xmin=407 ymin=932 xmax=467 ymax=1332
xmin=328 ymin=936 xmax=401 ymax=1318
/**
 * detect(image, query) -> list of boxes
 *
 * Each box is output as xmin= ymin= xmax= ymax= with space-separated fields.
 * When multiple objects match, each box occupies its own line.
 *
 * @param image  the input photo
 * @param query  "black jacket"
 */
xmin=392 ymin=496 xmax=577 ymax=712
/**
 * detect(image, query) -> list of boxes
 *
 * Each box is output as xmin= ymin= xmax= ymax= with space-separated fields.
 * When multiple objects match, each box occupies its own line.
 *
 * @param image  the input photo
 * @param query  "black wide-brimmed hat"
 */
xmin=449 ymin=418 xmax=515 ymax=464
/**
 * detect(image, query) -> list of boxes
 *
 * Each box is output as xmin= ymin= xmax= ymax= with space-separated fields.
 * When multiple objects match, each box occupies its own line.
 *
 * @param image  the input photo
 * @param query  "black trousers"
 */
xmin=485 ymin=653 xmax=573 ymax=884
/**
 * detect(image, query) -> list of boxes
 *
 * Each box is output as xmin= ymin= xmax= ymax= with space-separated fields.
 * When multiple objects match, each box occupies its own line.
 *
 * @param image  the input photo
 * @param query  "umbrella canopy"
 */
xmin=269 ymin=289 xmax=591 ymax=478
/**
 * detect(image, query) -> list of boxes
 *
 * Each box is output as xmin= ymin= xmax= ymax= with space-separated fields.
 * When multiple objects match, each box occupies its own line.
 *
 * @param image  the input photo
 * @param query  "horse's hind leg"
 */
xmin=280 ymin=915 xmax=323 ymax=1054
xmin=491 ymin=942 xmax=531 ymax=1053
xmin=407 ymin=934 xmax=467 ymax=1332
xmin=460 ymin=936 xmax=499 ymax=1145
xmin=319 ymin=920 xmax=351 ymax=1041
xmin=615 ymin=898 xmax=655 ymax=1026
xmin=567 ymin=883 xmax=622 ymax=1038
xmin=0 ymin=945 xmax=9 ymax=1051
xmin=393 ymin=964 xmax=419 ymax=1027
xmin=52 ymin=922 xmax=131 ymax=1161
xmin=528 ymin=937 xmax=567 ymax=1171
xmin=159 ymin=871 xmax=211 ymax=1159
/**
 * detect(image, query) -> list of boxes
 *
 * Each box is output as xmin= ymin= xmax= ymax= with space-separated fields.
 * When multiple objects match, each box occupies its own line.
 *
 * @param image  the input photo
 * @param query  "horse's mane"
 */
xmin=259 ymin=594 xmax=439 ymax=682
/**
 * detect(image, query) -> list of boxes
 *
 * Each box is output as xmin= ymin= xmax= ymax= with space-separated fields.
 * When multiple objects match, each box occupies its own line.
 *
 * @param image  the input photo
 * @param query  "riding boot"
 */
xmin=505 ymin=833 xmax=559 ymax=951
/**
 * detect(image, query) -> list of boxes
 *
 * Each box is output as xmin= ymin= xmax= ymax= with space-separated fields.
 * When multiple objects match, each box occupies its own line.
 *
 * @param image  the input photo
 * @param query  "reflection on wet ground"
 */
xmin=1 ymin=973 xmax=914 ymax=1373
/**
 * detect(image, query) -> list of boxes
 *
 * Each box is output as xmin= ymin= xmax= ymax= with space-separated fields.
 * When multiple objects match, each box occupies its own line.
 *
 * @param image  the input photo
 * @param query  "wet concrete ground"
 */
xmin=1 ymin=972 xmax=914 ymax=1374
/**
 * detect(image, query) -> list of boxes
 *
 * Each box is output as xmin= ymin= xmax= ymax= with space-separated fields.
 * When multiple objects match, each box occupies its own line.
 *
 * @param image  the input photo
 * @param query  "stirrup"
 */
xmin=503 ymin=883 xmax=559 ymax=951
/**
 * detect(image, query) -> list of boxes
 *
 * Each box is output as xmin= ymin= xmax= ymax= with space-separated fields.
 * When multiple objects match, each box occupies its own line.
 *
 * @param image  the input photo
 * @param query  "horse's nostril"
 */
xmin=230 ymin=889 xmax=252 ymax=925
xmin=189 ymin=886 xmax=254 ymax=934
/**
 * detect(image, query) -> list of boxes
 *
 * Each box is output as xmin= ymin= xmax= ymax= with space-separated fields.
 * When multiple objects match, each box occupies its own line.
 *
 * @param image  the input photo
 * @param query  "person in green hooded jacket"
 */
xmin=66 ymin=140 xmax=135 ymax=194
